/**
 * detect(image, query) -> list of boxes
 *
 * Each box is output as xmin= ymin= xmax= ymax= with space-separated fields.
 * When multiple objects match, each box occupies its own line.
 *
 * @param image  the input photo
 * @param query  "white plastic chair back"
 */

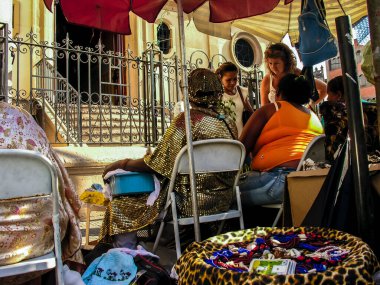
xmin=0 ymin=151 xmax=52 ymax=199
xmin=296 ymin=134 xmax=326 ymax=171
xmin=168 ymin=139 xmax=245 ymax=195
xmin=0 ymin=149 xmax=63 ymax=284
xmin=175 ymin=139 xmax=245 ymax=174
xmin=154 ymin=139 xmax=246 ymax=259
xmin=264 ymin=134 xmax=327 ymax=227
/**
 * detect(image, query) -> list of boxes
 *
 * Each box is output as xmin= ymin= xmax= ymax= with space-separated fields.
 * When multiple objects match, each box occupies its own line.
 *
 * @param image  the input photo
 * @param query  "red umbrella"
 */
xmin=43 ymin=0 xmax=291 ymax=34
xmin=42 ymin=0 xmax=290 ymax=241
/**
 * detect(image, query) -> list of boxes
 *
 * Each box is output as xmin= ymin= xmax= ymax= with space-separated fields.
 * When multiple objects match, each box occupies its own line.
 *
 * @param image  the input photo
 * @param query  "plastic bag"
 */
xmin=80 ymin=183 xmax=107 ymax=205
xmin=361 ymin=41 xmax=375 ymax=85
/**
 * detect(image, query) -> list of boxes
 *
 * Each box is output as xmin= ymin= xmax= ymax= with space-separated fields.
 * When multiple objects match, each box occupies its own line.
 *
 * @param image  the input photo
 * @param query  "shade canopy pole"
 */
xmin=176 ymin=0 xmax=201 ymax=242
xmin=335 ymin=15 xmax=375 ymax=247
xmin=366 ymin=0 xmax=380 ymax=142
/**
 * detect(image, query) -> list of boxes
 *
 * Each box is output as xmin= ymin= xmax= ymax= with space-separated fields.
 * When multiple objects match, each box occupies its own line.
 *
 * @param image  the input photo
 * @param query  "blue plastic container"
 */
xmin=110 ymin=172 xmax=155 ymax=196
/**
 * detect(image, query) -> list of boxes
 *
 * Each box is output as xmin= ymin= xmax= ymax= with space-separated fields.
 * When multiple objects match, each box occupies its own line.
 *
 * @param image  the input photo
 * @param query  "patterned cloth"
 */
xmin=0 ymin=102 xmax=83 ymax=266
xmin=319 ymin=101 xmax=348 ymax=162
xmin=82 ymin=250 xmax=137 ymax=285
xmin=320 ymin=101 xmax=379 ymax=162
xmin=222 ymin=86 xmax=249 ymax=136
xmin=99 ymin=106 xmax=238 ymax=239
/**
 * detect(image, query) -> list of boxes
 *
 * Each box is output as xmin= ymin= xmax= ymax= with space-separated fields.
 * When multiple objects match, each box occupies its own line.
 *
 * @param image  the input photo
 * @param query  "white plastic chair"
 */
xmin=153 ymin=139 xmax=246 ymax=259
xmin=262 ymin=134 xmax=326 ymax=227
xmin=296 ymin=134 xmax=326 ymax=171
xmin=0 ymin=149 xmax=64 ymax=284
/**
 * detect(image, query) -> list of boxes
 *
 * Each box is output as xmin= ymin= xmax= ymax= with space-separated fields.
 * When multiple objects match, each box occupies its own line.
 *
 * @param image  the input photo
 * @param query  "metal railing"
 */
xmin=0 ymin=23 xmax=8 ymax=101
xmin=1 ymin=25 xmax=262 ymax=145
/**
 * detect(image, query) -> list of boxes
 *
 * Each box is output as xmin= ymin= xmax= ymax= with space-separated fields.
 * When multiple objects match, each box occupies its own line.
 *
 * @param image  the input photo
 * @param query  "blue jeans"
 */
xmin=239 ymin=167 xmax=295 ymax=206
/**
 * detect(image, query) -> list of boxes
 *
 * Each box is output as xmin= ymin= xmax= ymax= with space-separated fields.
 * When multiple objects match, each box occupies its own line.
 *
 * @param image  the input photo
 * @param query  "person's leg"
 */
xmin=239 ymin=171 xmax=280 ymax=205
xmin=239 ymin=168 xmax=293 ymax=206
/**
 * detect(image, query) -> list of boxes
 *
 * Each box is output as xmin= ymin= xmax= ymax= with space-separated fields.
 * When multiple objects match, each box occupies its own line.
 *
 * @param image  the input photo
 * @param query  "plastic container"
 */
xmin=110 ymin=172 xmax=155 ymax=196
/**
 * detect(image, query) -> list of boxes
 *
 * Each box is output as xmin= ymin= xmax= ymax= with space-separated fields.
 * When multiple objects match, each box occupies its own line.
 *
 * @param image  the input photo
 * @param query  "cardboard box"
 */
xmin=285 ymin=164 xmax=380 ymax=227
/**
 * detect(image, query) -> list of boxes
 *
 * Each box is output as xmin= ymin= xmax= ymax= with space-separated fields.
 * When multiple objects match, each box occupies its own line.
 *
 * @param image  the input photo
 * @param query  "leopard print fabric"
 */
xmin=175 ymin=227 xmax=379 ymax=284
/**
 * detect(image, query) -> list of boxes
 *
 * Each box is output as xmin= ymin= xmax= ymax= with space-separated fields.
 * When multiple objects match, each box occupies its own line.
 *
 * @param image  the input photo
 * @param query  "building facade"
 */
xmin=0 ymin=0 xmax=268 ymax=146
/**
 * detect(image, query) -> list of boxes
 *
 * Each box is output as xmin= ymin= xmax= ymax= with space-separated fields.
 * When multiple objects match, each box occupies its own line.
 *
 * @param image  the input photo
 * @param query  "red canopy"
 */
xmin=43 ymin=0 xmax=293 ymax=35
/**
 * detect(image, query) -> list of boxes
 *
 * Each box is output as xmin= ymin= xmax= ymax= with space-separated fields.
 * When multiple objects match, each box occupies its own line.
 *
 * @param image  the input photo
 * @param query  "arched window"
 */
xmin=157 ymin=23 xmax=171 ymax=54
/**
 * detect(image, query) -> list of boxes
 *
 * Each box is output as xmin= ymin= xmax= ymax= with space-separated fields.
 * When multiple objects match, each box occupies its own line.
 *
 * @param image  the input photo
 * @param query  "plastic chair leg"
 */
xmin=272 ymin=207 xmax=283 ymax=227
xmin=85 ymin=204 xmax=91 ymax=246
xmin=153 ymin=221 xmax=165 ymax=253
xmin=171 ymin=192 xmax=181 ymax=259
xmin=217 ymin=220 xmax=225 ymax=235
xmin=236 ymin=186 xmax=245 ymax=230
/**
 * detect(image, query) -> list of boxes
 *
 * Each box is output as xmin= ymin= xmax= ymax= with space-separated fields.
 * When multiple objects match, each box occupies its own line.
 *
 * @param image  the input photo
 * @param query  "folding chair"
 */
xmin=0 ymin=149 xmax=64 ymax=284
xmin=263 ymin=134 xmax=326 ymax=227
xmin=153 ymin=139 xmax=246 ymax=259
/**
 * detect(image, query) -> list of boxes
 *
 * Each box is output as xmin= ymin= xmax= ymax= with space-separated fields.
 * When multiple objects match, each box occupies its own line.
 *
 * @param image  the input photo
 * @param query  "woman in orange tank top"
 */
xmin=239 ymin=74 xmax=323 ymax=206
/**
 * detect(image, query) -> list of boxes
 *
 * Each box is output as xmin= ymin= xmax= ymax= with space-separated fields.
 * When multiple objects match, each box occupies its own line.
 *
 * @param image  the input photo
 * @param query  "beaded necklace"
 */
xmin=204 ymin=232 xmax=350 ymax=274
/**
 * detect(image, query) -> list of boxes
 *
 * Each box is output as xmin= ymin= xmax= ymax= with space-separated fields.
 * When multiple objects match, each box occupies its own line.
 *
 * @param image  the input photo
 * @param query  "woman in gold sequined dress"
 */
xmin=100 ymin=68 xmax=239 ymax=248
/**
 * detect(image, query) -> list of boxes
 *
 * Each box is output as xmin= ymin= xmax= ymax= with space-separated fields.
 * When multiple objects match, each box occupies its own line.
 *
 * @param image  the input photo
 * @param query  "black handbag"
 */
xmin=237 ymin=86 xmax=253 ymax=125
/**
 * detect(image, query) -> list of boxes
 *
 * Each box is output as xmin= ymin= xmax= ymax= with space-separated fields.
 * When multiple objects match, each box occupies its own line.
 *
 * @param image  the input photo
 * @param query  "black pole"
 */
xmin=335 ymin=16 xmax=375 ymax=246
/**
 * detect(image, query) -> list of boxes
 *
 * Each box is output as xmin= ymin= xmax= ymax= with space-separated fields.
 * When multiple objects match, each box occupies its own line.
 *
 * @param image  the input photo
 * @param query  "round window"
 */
xmin=230 ymin=32 xmax=263 ymax=71
xmin=234 ymin=38 xmax=254 ymax=68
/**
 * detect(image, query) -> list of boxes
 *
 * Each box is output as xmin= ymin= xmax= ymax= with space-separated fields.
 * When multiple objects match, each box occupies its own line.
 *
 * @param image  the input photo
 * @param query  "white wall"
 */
xmin=0 ymin=0 xmax=12 ymax=27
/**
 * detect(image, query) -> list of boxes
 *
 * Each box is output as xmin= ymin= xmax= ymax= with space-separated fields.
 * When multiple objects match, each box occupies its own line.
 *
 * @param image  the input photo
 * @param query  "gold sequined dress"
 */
xmin=99 ymin=107 xmax=238 ymax=239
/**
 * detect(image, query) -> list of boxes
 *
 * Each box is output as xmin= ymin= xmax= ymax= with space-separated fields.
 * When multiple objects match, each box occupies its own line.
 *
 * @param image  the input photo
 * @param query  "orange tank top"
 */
xmin=251 ymin=101 xmax=324 ymax=171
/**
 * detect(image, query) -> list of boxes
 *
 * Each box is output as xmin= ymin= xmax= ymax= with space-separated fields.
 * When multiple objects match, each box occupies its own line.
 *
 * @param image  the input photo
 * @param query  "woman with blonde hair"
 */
xmin=260 ymin=42 xmax=327 ymax=106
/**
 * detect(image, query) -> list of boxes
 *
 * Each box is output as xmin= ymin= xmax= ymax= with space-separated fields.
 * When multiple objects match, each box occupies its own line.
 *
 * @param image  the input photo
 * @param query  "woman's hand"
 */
xmin=102 ymin=159 xmax=129 ymax=178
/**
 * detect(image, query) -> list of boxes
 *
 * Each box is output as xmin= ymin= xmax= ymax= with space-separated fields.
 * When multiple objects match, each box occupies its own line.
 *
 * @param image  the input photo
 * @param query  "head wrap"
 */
xmin=188 ymin=68 xmax=223 ymax=107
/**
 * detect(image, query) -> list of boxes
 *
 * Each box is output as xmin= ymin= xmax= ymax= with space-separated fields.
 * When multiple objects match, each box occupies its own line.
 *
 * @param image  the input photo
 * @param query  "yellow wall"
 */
xmin=125 ymin=8 xmax=267 ymax=72
xmin=11 ymin=1 xmax=267 ymax=102
xmin=11 ymin=0 xmax=54 ymax=95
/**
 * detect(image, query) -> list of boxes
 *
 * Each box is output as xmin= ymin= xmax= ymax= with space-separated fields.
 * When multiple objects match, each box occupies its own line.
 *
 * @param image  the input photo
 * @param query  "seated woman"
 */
xmin=239 ymin=74 xmax=324 ymax=206
xmin=100 ymin=68 xmax=238 ymax=248
xmin=0 ymin=102 xmax=83 ymax=279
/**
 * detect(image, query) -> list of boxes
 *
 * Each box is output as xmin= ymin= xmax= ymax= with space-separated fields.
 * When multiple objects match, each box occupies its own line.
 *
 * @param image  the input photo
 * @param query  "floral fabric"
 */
xmin=0 ymin=102 xmax=83 ymax=265
xmin=0 ymin=196 xmax=53 ymax=265
xmin=320 ymin=101 xmax=379 ymax=162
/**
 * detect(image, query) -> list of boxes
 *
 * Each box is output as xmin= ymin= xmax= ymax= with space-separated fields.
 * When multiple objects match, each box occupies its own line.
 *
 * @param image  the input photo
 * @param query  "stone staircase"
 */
xmin=59 ymin=103 xmax=173 ymax=145
xmin=34 ymin=60 xmax=175 ymax=145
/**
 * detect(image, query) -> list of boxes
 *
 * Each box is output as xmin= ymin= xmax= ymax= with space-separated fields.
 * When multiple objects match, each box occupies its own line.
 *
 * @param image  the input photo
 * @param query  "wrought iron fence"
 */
xmin=1 ymin=24 xmax=261 ymax=145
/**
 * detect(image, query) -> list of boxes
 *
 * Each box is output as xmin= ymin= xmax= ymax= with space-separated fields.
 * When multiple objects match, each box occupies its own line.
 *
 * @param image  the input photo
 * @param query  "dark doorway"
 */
xmin=55 ymin=4 xmax=125 ymax=102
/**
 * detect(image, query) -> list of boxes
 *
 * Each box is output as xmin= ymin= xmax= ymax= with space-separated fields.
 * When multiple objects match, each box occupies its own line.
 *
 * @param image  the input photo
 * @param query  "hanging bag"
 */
xmin=237 ymin=86 xmax=253 ymax=125
xmin=298 ymin=0 xmax=338 ymax=66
